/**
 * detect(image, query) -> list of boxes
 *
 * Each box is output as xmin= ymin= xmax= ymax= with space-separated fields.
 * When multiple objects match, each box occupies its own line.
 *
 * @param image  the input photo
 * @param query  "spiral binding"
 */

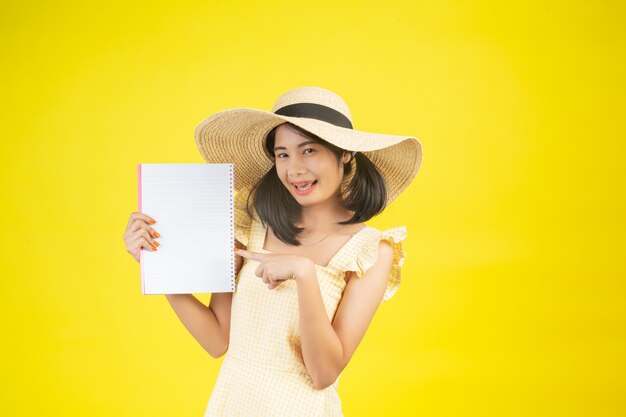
xmin=229 ymin=164 xmax=235 ymax=292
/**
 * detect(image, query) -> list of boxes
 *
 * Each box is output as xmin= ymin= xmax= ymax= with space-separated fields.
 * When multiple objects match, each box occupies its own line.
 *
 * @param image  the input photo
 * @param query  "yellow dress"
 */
xmin=204 ymin=187 xmax=407 ymax=417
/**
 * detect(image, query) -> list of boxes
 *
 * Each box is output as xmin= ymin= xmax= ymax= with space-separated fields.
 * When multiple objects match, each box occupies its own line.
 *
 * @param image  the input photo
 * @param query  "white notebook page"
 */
xmin=138 ymin=163 xmax=235 ymax=295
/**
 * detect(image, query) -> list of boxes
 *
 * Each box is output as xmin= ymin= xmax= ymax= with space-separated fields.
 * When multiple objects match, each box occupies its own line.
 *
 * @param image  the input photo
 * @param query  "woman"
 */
xmin=123 ymin=86 xmax=423 ymax=416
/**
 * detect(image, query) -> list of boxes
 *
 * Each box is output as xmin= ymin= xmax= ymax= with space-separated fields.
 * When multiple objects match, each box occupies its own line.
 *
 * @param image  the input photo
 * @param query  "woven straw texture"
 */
xmin=194 ymin=87 xmax=423 ymax=205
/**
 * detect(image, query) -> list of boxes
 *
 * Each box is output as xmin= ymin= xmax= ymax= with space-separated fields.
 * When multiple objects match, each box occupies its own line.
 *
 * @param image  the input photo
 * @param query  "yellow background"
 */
xmin=2 ymin=1 xmax=624 ymax=416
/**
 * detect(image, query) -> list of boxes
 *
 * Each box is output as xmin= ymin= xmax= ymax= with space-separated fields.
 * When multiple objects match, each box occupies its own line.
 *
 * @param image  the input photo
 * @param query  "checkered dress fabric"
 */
xmin=204 ymin=187 xmax=407 ymax=416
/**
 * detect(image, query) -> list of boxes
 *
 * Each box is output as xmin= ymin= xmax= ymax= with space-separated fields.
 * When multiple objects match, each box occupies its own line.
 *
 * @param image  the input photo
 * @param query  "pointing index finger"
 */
xmin=234 ymin=248 xmax=267 ymax=262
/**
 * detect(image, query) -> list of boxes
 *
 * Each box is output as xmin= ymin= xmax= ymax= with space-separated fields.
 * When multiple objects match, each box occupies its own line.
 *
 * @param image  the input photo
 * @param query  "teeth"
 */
xmin=295 ymin=181 xmax=315 ymax=190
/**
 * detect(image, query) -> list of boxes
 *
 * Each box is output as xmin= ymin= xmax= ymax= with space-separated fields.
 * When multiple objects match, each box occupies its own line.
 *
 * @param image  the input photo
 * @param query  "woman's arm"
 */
xmin=165 ymin=239 xmax=245 ymax=358
xmin=165 ymin=293 xmax=229 ymax=358
xmin=296 ymin=240 xmax=394 ymax=389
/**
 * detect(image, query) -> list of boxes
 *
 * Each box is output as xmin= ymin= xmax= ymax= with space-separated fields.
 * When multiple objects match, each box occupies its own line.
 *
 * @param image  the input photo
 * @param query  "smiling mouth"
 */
xmin=292 ymin=180 xmax=318 ymax=192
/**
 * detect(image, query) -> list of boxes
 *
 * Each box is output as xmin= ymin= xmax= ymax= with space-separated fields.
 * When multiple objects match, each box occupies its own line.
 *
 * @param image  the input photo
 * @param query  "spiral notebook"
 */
xmin=137 ymin=163 xmax=235 ymax=295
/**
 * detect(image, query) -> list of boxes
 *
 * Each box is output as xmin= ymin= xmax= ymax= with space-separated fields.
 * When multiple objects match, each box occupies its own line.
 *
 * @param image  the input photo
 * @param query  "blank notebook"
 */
xmin=137 ymin=163 xmax=235 ymax=295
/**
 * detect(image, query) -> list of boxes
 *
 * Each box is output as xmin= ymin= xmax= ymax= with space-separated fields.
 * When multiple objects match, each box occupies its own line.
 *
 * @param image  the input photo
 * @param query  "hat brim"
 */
xmin=194 ymin=108 xmax=423 ymax=204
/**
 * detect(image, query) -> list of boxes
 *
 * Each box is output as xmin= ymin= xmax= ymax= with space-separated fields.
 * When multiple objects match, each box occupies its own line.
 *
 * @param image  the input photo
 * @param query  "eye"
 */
xmin=303 ymin=148 xmax=316 ymax=154
xmin=276 ymin=152 xmax=288 ymax=158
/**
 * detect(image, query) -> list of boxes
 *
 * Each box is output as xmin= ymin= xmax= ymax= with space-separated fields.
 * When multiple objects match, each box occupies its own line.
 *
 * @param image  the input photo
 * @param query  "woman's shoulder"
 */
xmin=234 ymin=186 xmax=261 ymax=218
xmin=339 ymin=224 xmax=408 ymax=251
xmin=366 ymin=224 xmax=407 ymax=238
xmin=343 ymin=224 xmax=408 ymax=303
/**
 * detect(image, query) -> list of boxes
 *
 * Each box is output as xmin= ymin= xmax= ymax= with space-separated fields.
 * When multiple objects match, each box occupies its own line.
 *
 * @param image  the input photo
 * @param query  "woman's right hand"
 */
xmin=123 ymin=212 xmax=160 ymax=263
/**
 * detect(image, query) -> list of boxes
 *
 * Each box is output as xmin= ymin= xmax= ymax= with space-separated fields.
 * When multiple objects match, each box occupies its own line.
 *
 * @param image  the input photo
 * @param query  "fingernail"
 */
xmin=233 ymin=248 xmax=240 ymax=252
xmin=153 ymin=241 xmax=160 ymax=247
xmin=151 ymin=245 xmax=157 ymax=251
xmin=154 ymin=231 xmax=160 ymax=238
xmin=149 ymin=218 xmax=156 ymax=224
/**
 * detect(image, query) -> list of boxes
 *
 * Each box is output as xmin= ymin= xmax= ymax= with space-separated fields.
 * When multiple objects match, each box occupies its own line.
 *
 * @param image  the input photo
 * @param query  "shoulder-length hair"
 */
xmin=246 ymin=122 xmax=387 ymax=246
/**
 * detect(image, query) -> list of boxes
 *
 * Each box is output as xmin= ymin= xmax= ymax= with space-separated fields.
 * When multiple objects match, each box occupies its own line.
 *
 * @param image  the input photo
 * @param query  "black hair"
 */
xmin=247 ymin=122 xmax=387 ymax=246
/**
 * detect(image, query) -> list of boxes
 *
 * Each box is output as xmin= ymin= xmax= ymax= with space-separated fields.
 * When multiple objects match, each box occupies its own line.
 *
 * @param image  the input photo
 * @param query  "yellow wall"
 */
xmin=2 ymin=1 xmax=624 ymax=416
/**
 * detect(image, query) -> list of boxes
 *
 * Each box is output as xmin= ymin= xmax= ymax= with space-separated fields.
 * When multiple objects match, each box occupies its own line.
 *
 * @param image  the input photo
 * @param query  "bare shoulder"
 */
xmin=339 ymin=221 xmax=367 ymax=236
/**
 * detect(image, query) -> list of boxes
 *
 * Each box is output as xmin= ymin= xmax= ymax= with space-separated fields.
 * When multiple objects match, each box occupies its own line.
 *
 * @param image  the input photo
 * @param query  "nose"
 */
xmin=287 ymin=157 xmax=307 ymax=178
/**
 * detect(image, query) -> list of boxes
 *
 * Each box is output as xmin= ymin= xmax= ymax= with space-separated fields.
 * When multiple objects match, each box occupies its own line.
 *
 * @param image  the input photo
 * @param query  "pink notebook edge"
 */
xmin=138 ymin=164 xmax=145 ymax=295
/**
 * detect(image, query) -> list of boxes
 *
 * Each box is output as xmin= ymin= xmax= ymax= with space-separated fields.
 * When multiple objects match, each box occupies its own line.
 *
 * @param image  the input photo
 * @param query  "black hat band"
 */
xmin=274 ymin=102 xmax=353 ymax=129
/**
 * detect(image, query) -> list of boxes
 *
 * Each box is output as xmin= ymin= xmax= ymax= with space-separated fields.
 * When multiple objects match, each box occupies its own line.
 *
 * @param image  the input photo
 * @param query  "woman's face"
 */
xmin=272 ymin=124 xmax=351 ymax=206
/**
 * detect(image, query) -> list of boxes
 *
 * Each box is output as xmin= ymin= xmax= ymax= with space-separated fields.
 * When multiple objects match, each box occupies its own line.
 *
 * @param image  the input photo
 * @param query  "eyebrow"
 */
xmin=273 ymin=140 xmax=317 ymax=152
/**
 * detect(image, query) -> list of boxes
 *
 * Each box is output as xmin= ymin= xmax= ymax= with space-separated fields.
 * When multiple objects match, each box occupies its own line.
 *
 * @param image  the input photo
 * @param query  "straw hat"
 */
xmin=194 ymin=86 xmax=423 ymax=205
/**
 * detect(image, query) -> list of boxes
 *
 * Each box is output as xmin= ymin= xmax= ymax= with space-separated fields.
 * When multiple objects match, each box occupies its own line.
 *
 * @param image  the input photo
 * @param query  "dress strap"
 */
xmin=247 ymin=217 xmax=268 ymax=253
xmin=325 ymin=226 xmax=376 ymax=272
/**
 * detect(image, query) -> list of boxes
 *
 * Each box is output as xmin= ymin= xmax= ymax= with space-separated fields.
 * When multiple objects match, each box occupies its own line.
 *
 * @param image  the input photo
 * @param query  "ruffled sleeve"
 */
xmin=233 ymin=187 xmax=254 ymax=247
xmin=346 ymin=226 xmax=407 ymax=303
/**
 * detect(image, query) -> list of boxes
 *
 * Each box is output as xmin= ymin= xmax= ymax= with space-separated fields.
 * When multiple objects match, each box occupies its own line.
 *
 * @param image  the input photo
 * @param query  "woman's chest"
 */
xmin=262 ymin=228 xmax=362 ymax=268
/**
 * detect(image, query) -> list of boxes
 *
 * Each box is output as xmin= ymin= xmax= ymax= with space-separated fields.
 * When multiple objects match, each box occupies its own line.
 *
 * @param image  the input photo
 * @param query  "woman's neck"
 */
xmin=298 ymin=199 xmax=353 ymax=233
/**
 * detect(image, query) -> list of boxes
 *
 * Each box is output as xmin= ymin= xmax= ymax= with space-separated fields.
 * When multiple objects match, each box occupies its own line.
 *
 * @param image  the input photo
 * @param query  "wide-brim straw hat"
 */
xmin=194 ymin=86 xmax=423 ymax=205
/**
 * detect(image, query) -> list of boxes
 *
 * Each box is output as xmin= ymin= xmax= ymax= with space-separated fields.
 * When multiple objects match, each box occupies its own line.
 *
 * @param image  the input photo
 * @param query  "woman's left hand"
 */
xmin=234 ymin=249 xmax=315 ymax=290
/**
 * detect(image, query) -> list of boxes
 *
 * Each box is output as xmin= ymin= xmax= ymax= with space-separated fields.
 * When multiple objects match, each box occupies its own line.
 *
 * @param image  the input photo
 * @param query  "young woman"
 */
xmin=123 ymin=87 xmax=423 ymax=416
